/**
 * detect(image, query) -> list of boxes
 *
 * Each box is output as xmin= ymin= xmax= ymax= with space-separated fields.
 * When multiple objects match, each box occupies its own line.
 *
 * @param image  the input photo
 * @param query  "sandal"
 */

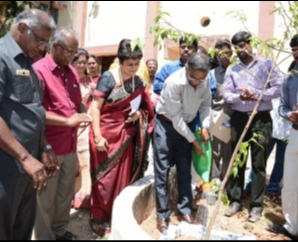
xmin=267 ymin=192 xmax=282 ymax=205
xmin=89 ymin=219 xmax=111 ymax=237
xmin=56 ymin=231 xmax=78 ymax=240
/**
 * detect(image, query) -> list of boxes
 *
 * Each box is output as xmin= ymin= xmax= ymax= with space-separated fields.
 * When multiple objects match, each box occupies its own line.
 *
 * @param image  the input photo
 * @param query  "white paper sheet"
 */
xmin=130 ymin=95 xmax=141 ymax=111
xmin=209 ymin=110 xmax=231 ymax=143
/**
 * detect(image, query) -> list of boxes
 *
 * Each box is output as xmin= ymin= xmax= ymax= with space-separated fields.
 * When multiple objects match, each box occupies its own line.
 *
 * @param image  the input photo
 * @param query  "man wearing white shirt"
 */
xmin=153 ymin=53 xmax=212 ymax=232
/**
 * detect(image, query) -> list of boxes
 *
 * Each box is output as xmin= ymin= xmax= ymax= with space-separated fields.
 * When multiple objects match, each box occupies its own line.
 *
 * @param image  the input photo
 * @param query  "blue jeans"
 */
xmin=245 ymin=137 xmax=287 ymax=194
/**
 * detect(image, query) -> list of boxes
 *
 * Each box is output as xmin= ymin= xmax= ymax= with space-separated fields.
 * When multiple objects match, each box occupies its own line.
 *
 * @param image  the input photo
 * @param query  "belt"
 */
xmin=293 ymin=123 xmax=298 ymax=130
xmin=158 ymin=114 xmax=172 ymax=123
xmin=235 ymin=110 xmax=270 ymax=116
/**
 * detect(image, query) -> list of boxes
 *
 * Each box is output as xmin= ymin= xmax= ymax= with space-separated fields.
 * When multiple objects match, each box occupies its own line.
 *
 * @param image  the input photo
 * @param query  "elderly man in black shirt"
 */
xmin=0 ymin=9 xmax=56 ymax=240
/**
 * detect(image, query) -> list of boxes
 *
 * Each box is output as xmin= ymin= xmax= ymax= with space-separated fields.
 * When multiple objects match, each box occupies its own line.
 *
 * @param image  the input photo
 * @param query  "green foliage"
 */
xmin=230 ymin=133 xmax=264 ymax=178
xmin=0 ymin=1 xmax=36 ymax=38
xmin=149 ymin=8 xmax=206 ymax=50
xmin=150 ymin=2 xmax=298 ymax=63
xmin=130 ymin=38 xmax=145 ymax=52
xmin=210 ymin=179 xmax=230 ymax=206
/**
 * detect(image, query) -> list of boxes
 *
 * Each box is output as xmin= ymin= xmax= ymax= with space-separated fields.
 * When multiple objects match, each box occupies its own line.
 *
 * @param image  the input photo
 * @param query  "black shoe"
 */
xmin=248 ymin=207 xmax=261 ymax=223
xmin=268 ymin=222 xmax=297 ymax=240
xmin=224 ymin=202 xmax=242 ymax=217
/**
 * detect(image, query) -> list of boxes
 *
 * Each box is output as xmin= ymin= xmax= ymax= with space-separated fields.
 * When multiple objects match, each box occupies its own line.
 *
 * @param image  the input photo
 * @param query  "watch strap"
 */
xmin=43 ymin=144 xmax=52 ymax=152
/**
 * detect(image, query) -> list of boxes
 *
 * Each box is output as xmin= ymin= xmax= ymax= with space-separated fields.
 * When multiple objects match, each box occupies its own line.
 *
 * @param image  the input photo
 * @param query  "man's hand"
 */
xmin=42 ymin=149 xmax=59 ymax=178
xmin=21 ymin=156 xmax=47 ymax=190
xmin=237 ymin=88 xmax=258 ymax=101
xmin=66 ymin=113 xmax=92 ymax=127
xmin=201 ymin=128 xmax=210 ymax=142
xmin=192 ymin=140 xmax=205 ymax=156
xmin=289 ymin=105 xmax=298 ymax=122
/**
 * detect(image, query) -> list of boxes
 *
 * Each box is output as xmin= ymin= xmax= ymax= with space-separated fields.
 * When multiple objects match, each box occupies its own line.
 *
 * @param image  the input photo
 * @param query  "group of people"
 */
xmin=1 ymin=7 xmax=298 ymax=241
xmin=150 ymin=30 xmax=298 ymax=241
xmin=0 ymin=8 xmax=154 ymax=240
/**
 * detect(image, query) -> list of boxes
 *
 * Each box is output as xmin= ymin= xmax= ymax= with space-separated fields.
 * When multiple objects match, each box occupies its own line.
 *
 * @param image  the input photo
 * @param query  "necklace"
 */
xmin=119 ymin=67 xmax=135 ymax=94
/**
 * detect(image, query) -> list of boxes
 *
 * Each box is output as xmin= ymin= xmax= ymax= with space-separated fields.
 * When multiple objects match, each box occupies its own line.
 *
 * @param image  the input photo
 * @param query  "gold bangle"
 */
xmin=95 ymin=136 xmax=103 ymax=144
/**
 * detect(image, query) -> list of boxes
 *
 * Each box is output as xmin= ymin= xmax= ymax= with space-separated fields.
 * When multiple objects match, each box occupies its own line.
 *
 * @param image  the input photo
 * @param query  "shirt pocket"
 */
xmin=13 ymin=76 xmax=34 ymax=103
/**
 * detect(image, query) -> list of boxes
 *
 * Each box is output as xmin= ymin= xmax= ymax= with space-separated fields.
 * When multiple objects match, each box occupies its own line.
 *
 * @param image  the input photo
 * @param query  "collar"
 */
xmin=217 ymin=65 xmax=226 ymax=74
xmin=5 ymin=33 xmax=25 ymax=58
xmin=44 ymin=53 xmax=69 ymax=71
xmin=180 ymin=67 xmax=189 ymax=86
xmin=239 ymin=53 xmax=259 ymax=68
xmin=178 ymin=58 xmax=185 ymax=67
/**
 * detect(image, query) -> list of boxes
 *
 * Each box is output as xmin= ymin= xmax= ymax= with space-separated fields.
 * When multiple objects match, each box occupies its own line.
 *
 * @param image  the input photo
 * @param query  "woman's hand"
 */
xmin=89 ymin=83 xmax=96 ymax=93
xmin=125 ymin=110 xmax=141 ymax=123
xmin=94 ymin=136 xmax=109 ymax=152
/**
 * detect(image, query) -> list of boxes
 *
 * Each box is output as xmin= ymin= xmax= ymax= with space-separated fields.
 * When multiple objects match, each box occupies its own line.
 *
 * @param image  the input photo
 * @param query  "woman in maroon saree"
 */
xmin=89 ymin=39 xmax=154 ymax=236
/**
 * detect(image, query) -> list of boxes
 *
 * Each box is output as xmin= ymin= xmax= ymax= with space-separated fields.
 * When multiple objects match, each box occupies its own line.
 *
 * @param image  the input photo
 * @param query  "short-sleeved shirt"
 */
xmin=33 ymin=54 xmax=82 ymax=155
xmin=0 ymin=33 xmax=45 ymax=174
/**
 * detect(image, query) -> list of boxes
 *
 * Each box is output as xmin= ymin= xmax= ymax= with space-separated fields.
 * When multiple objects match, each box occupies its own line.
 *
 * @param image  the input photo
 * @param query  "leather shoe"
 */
xmin=248 ymin=207 xmax=261 ymax=223
xmin=268 ymin=222 xmax=298 ymax=240
xmin=156 ymin=218 xmax=169 ymax=233
xmin=178 ymin=214 xmax=195 ymax=224
xmin=224 ymin=202 xmax=242 ymax=217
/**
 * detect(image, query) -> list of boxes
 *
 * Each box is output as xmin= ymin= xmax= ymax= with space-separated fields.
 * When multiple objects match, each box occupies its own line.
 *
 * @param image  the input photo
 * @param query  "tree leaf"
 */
xmin=130 ymin=40 xmax=137 ymax=52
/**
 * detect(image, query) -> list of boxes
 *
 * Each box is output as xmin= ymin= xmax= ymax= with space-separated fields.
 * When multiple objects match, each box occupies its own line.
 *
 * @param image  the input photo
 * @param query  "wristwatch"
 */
xmin=43 ymin=144 xmax=52 ymax=152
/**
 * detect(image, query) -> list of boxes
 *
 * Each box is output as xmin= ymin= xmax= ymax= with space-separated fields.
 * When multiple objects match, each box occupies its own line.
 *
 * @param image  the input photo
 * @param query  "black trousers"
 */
xmin=229 ymin=111 xmax=272 ymax=211
xmin=0 ymin=173 xmax=36 ymax=240
xmin=153 ymin=114 xmax=193 ymax=219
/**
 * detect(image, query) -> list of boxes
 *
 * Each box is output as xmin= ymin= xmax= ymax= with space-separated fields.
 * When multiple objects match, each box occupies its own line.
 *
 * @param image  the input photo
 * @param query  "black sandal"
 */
xmin=267 ymin=193 xmax=282 ymax=205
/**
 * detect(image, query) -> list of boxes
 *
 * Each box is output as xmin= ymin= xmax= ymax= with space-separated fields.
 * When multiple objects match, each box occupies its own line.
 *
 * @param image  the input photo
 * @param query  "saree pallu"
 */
xmin=89 ymin=84 xmax=154 ymax=232
xmin=73 ymin=76 xmax=94 ymax=209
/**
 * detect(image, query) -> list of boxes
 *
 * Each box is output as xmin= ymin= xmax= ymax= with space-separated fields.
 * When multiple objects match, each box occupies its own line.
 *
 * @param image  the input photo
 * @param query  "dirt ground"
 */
xmin=140 ymin=179 xmax=289 ymax=240
xmin=65 ymin=145 xmax=289 ymax=240
xmin=66 ymin=182 xmax=289 ymax=241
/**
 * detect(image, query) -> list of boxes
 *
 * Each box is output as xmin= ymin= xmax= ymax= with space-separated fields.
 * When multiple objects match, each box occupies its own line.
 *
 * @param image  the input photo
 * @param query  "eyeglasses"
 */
xmin=57 ymin=43 xmax=77 ymax=56
xmin=28 ymin=27 xmax=48 ymax=48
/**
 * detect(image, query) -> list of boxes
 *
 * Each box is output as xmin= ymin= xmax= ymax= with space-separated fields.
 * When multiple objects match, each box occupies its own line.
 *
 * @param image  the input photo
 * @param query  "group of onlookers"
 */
xmin=151 ymin=30 xmax=298 ymax=240
xmin=1 ymin=7 xmax=298 ymax=241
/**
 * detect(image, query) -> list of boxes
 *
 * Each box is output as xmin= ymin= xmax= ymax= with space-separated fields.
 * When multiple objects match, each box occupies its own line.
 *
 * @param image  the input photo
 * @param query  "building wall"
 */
xmin=85 ymin=1 xmax=147 ymax=51
xmin=157 ymin=1 xmax=260 ymax=68
xmin=57 ymin=1 xmax=77 ymax=29
xmin=57 ymin=1 xmax=292 ymax=74
xmin=273 ymin=2 xmax=292 ymax=73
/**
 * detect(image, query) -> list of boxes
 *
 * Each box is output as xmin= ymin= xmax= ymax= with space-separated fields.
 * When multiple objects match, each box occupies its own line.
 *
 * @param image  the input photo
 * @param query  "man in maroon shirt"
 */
xmin=33 ymin=26 xmax=92 ymax=240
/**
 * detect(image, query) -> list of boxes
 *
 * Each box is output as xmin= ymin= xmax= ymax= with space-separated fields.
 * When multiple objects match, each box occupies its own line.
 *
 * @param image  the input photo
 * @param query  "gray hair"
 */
xmin=186 ymin=53 xmax=210 ymax=72
xmin=50 ymin=26 xmax=79 ymax=47
xmin=12 ymin=9 xmax=56 ymax=31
